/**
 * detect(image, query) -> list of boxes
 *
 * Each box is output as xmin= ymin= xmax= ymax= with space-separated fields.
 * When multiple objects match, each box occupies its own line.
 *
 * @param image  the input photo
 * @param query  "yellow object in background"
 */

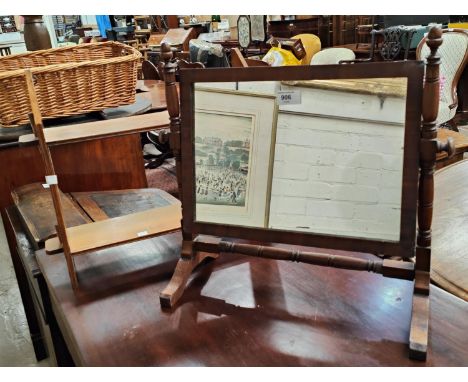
xmin=262 ymin=46 xmax=302 ymax=66
xmin=448 ymin=23 xmax=468 ymax=30
xmin=292 ymin=33 xmax=321 ymax=64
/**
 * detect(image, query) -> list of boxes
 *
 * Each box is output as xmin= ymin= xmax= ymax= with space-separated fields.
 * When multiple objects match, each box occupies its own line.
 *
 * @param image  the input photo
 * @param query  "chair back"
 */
xmin=340 ymin=26 xmax=416 ymax=64
xmin=372 ymin=26 xmax=416 ymax=61
xmin=142 ymin=60 xmax=161 ymax=80
xmin=311 ymin=48 xmax=356 ymax=65
xmin=417 ymin=29 xmax=468 ymax=124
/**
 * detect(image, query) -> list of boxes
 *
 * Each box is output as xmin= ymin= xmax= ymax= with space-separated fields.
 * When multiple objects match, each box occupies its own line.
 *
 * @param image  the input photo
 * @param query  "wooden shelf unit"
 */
xmin=23 ymin=68 xmax=177 ymax=290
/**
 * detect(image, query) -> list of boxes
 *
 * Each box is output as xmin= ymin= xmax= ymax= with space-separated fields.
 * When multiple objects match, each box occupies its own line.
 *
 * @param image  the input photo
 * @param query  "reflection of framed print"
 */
xmin=249 ymin=15 xmax=266 ymax=42
xmin=237 ymin=15 xmax=251 ymax=48
xmin=194 ymin=88 xmax=277 ymax=227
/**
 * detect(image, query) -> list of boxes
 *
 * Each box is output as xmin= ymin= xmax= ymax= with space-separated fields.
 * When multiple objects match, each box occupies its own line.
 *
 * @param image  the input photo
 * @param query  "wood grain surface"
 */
xmin=285 ymin=77 xmax=408 ymax=98
xmin=36 ymin=237 xmax=468 ymax=366
xmin=435 ymin=128 xmax=468 ymax=164
xmin=45 ymin=204 xmax=181 ymax=256
xmin=432 ymin=159 xmax=468 ymax=300
xmin=18 ymin=111 xmax=170 ymax=146
xmin=71 ymin=188 xmax=179 ymax=222
xmin=0 ymin=134 xmax=147 ymax=214
xmin=135 ymin=80 xmax=178 ymax=111
xmin=12 ymin=183 xmax=91 ymax=248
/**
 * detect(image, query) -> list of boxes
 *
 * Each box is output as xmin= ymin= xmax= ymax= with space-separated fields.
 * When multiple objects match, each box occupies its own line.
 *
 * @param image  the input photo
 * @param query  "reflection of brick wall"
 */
xmin=269 ymin=113 xmax=404 ymax=241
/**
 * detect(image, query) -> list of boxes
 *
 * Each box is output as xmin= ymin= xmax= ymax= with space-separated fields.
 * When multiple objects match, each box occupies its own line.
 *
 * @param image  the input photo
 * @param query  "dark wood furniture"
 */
xmin=456 ymin=64 xmax=468 ymax=116
xmin=340 ymin=26 xmax=417 ymax=64
xmin=368 ymin=27 xmax=416 ymax=61
xmin=161 ymin=27 xmax=195 ymax=51
xmin=141 ymin=60 xmax=161 ymax=80
xmin=31 ymin=233 xmax=468 ymax=366
xmin=160 ymin=27 xmax=455 ymax=361
xmin=0 ymin=78 xmax=171 ymax=217
xmin=331 ymin=16 xmax=380 ymax=59
xmin=332 ymin=16 xmax=376 ymax=47
xmin=453 ymin=64 xmax=468 ymax=133
xmin=5 ymin=183 xmax=467 ymax=366
xmin=4 ymin=205 xmax=74 ymax=365
xmin=268 ymin=16 xmax=331 ymax=48
xmin=165 ymin=16 xmax=179 ymax=29
xmin=0 ymin=134 xmax=148 ymax=221
xmin=435 ymin=128 xmax=468 ymax=169
xmin=135 ymin=79 xmax=177 ymax=111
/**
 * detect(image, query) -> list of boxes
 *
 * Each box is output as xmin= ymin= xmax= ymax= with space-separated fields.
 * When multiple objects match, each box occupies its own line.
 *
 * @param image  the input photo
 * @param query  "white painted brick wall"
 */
xmin=269 ymin=110 xmax=405 ymax=241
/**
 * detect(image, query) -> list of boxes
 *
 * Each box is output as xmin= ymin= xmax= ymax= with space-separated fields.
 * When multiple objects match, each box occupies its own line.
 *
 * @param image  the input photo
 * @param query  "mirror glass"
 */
xmin=194 ymin=78 xmax=407 ymax=242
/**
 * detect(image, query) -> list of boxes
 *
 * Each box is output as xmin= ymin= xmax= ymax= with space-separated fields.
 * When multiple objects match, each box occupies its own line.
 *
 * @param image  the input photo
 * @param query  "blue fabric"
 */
xmin=96 ymin=15 xmax=112 ymax=38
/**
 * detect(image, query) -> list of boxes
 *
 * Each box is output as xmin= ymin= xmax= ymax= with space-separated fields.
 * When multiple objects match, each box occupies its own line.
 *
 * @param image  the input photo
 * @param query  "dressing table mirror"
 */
xmin=159 ymin=27 xmax=454 ymax=361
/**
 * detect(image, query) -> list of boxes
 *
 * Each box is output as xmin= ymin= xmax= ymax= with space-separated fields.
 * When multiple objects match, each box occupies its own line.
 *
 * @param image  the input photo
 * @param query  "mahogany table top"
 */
xmin=36 ymin=236 xmax=468 ymax=366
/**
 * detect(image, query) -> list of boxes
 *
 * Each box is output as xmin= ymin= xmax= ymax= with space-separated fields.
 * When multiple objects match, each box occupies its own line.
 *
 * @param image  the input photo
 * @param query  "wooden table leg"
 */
xmin=36 ymin=273 xmax=75 ymax=366
xmin=1 ymin=212 xmax=47 ymax=361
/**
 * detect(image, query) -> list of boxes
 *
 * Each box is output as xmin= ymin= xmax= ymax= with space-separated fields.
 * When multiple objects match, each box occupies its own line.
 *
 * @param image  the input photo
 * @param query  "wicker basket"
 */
xmin=0 ymin=42 xmax=141 ymax=127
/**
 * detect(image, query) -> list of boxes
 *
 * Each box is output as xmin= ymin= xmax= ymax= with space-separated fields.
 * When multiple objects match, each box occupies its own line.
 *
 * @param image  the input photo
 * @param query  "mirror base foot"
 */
xmin=160 ymin=241 xmax=218 ymax=309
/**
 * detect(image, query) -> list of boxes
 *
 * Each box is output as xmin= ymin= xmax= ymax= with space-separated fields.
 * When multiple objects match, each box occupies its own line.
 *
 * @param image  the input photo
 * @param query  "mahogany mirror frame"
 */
xmin=179 ymin=62 xmax=424 ymax=258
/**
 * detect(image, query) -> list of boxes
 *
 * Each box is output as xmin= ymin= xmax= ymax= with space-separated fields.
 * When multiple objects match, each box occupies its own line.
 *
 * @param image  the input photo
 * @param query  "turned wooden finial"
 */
xmin=161 ymin=42 xmax=174 ymax=64
xmin=422 ymin=25 xmax=443 ymax=138
xmin=426 ymin=26 xmax=443 ymax=53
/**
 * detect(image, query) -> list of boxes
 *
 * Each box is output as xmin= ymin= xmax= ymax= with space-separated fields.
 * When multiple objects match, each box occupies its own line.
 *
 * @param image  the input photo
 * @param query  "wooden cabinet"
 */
xmin=332 ymin=16 xmax=378 ymax=46
xmin=267 ymin=16 xmax=332 ymax=48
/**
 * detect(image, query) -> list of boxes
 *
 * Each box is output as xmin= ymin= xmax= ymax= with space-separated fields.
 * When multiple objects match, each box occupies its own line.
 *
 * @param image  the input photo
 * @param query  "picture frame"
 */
xmin=237 ymin=15 xmax=251 ymax=49
xmin=249 ymin=15 xmax=266 ymax=42
xmin=194 ymin=88 xmax=278 ymax=227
